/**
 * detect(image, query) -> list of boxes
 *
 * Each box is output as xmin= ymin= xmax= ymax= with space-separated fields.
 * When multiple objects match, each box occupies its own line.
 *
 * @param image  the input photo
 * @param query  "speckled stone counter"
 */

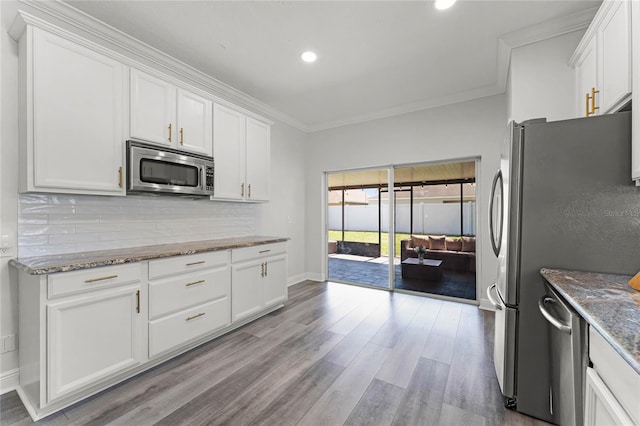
xmin=540 ymin=268 xmax=640 ymax=375
xmin=9 ymin=236 xmax=288 ymax=275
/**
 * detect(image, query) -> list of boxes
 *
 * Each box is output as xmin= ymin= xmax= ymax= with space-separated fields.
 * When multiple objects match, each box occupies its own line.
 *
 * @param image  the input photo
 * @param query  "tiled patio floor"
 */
xmin=328 ymin=255 xmax=477 ymax=301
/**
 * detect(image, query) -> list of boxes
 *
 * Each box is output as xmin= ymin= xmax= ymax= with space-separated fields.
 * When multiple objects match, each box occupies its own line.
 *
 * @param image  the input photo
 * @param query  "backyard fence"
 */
xmin=328 ymin=202 xmax=476 ymax=235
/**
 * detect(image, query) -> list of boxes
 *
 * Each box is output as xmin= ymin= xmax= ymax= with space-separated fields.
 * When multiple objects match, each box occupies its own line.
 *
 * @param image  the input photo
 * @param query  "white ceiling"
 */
xmin=65 ymin=0 xmax=601 ymax=131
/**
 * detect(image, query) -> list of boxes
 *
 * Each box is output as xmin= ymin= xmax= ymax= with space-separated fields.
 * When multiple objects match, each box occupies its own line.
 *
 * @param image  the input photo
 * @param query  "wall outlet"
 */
xmin=1 ymin=334 xmax=16 ymax=353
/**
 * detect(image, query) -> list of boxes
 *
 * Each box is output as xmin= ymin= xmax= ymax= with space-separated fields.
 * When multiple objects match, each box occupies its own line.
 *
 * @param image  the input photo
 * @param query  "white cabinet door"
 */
xmin=600 ymin=1 xmax=631 ymax=113
xmin=176 ymin=89 xmax=212 ymax=155
xmin=263 ymin=255 xmax=287 ymax=308
xmin=47 ymin=285 xmax=143 ymax=402
xmin=584 ymin=367 xmax=634 ymax=426
xmin=130 ymin=69 xmax=175 ymax=147
xmin=245 ymin=117 xmax=271 ymax=202
xmin=31 ymin=28 xmax=125 ymax=194
xmin=231 ymin=261 xmax=263 ymax=322
xmin=575 ymin=37 xmax=598 ymax=117
xmin=213 ymin=104 xmax=246 ymax=200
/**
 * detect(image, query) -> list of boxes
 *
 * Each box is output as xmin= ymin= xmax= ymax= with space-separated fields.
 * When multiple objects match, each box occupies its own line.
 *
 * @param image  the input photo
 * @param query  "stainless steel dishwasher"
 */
xmin=538 ymin=282 xmax=587 ymax=426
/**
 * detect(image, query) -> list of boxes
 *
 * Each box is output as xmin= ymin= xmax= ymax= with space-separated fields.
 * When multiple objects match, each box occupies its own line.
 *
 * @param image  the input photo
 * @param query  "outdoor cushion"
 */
xmin=428 ymin=235 xmax=446 ymax=250
xmin=445 ymin=237 xmax=462 ymax=251
xmin=411 ymin=235 xmax=429 ymax=248
xmin=461 ymin=236 xmax=476 ymax=252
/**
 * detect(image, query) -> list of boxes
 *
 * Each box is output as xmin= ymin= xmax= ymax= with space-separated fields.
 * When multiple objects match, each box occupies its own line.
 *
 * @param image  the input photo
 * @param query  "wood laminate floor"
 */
xmin=0 ymin=281 xmax=549 ymax=426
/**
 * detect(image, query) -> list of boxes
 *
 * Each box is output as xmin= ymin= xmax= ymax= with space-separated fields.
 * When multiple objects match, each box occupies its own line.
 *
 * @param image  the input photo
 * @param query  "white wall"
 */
xmin=0 ymin=0 xmax=307 ymax=381
xmin=1 ymin=0 xmax=20 ymax=382
xmin=508 ymin=30 xmax=585 ymax=123
xmin=305 ymin=94 xmax=505 ymax=304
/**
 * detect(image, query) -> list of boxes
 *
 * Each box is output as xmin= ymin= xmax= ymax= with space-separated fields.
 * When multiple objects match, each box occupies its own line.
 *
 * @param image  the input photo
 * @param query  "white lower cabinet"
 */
xmin=147 ymin=251 xmax=231 ymax=358
xmin=47 ymin=284 xmax=144 ymax=402
xmin=585 ymin=327 xmax=639 ymax=426
xmin=231 ymin=243 xmax=288 ymax=322
xmin=17 ymin=263 xmax=146 ymax=416
xmin=584 ymin=367 xmax=634 ymax=426
xmin=16 ymin=243 xmax=287 ymax=421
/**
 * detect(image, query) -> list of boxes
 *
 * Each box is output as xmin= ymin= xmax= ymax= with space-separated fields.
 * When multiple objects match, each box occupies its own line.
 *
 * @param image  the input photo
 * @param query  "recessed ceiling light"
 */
xmin=435 ymin=0 xmax=456 ymax=10
xmin=301 ymin=51 xmax=318 ymax=63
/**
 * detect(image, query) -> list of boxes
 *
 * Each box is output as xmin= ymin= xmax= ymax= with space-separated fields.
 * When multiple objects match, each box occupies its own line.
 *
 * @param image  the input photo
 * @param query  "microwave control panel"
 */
xmin=205 ymin=166 xmax=214 ymax=193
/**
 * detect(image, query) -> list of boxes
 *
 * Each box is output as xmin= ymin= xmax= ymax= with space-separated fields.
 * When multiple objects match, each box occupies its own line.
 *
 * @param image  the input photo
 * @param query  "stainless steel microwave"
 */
xmin=126 ymin=141 xmax=214 ymax=197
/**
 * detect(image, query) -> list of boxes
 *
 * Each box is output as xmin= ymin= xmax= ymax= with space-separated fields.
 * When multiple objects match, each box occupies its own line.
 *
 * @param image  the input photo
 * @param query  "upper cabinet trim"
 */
xmin=10 ymin=2 xmax=277 ymax=127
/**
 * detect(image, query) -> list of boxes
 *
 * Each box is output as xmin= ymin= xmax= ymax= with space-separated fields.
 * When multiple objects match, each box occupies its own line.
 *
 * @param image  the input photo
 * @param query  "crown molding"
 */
xmin=17 ymin=0 xmax=307 ymax=130
xmin=11 ymin=1 xmax=598 ymax=134
xmin=311 ymin=6 xmax=597 ymax=132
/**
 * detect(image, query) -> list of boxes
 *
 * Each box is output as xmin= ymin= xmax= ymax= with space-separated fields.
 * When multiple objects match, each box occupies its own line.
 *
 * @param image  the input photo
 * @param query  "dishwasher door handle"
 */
xmin=486 ymin=283 xmax=502 ymax=310
xmin=538 ymin=296 xmax=572 ymax=334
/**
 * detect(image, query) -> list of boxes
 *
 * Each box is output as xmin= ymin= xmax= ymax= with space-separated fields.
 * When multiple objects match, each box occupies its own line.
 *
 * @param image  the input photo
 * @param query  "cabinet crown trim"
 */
xmin=12 ymin=2 xmax=279 ymax=127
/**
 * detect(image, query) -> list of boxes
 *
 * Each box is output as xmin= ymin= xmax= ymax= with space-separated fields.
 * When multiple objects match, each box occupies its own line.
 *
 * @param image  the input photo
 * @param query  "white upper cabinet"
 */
xmin=212 ymin=104 xmax=246 ymax=200
xmin=130 ymin=69 xmax=212 ymax=156
xmin=212 ymin=104 xmax=271 ymax=202
xmin=245 ymin=117 xmax=271 ymax=202
xmin=572 ymin=0 xmax=632 ymax=117
xmin=15 ymin=27 xmax=126 ymax=195
xmin=130 ymin=70 xmax=175 ymax=147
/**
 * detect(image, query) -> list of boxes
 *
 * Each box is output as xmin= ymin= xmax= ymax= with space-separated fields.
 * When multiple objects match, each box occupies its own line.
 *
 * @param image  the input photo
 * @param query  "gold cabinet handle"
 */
xmin=118 ymin=167 xmax=123 ymax=188
xmin=241 ymin=183 xmax=245 ymax=197
xmin=261 ymin=262 xmax=265 ymax=277
xmin=591 ymin=87 xmax=600 ymax=114
xmin=136 ymin=290 xmax=140 ymax=314
xmin=259 ymin=249 xmax=271 ymax=254
xmin=585 ymin=93 xmax=591 ymax=116
xmin=186 ymin=312 xmax=205 ymax=321
xmin=248 ymin=184 xmax=251 ymax=198
xmin=180 ymin=128 xmax=184 ymax=145
xmin=168 ymin=123 xmax=173 ymax=142
xmin=185 ymin=279 xmax=205 ymax=287
xmin=265 ymin=261 xmax=268 ymax=277
xmin=85 ymin=274 xmax=118 ymax=283
xmin=186 ymin=261 xmax=205 ymax=266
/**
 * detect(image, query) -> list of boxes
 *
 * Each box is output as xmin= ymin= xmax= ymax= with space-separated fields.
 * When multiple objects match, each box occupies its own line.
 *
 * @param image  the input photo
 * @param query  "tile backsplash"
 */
xmin=18 ymin=194 xmax=258 ymax=257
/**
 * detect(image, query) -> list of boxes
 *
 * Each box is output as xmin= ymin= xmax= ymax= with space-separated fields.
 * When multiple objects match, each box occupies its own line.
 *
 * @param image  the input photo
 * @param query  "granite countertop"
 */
xmin=9 ymin=236 xmax=288 ymax=275
xmin=540 ymin=268 xmax=640 ymax=375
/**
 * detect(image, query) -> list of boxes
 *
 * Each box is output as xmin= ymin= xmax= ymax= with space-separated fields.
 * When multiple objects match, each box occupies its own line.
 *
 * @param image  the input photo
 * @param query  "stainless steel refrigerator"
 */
xmin=486 ymin=111 xmax=640 ymax=423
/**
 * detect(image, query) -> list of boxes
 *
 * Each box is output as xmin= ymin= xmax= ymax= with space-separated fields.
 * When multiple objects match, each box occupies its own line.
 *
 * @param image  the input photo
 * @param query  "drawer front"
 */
xmin=589 ymin=327 xmax=640 ymax=424
xmin=48 ymin=263 xmax=142 ymax=299
xmin=148 ymin=250 xmax=229 ymax=279
xmin=149 ymin=297 xmax=230 ymax=357
xmin=148 ymin=265 xmax=230 ymax=319
xmin=231 ymin=242 xmax=286 ymax=264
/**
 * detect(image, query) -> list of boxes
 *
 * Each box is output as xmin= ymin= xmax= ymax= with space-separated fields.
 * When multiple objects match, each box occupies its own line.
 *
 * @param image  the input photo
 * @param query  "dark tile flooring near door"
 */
xmin=329 ymin=257 xmax=477 ymax=300
xmin=0 ymin=281 xmax=546 ymax=426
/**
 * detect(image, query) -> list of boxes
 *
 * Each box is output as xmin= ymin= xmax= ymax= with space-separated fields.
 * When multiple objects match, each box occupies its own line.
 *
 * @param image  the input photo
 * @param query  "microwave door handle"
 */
xmin=200 ymin=166 xmax=204 ymax=190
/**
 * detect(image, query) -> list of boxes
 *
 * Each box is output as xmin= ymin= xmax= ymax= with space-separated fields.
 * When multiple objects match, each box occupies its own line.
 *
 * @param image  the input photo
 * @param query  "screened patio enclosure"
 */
xmin=327 ymin=161 xmax=477 ymax=300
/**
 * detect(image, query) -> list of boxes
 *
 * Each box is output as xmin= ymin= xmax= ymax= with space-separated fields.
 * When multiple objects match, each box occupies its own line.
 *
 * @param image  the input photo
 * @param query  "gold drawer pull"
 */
xmin=186 ymin=312 xmax=205 ymax=321
xmin=85 ymin=275 xmax=118 ymax=283
xmin=168 ymin=123 xmax=173 ymax=142
xmin=186 ymin=261 xmax=205 ymax=266
xmin=180 ymin=128 xmax=184 ymax=145
xmin=185 ymin=280 xmax=205 ymax=287
xmin=259 ymin=249 xmax=271 ymax=254
xmin=118 ymin=167 xmax=123 ymax=188
xmin=248 ymin=184 xmax=251 ymax=198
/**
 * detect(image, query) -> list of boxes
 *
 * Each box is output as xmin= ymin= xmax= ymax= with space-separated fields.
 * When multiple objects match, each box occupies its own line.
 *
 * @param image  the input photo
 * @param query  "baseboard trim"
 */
xmin=287 ymin=273 xmax=308 ymax=286
xmin=0 ymin=368 xmax=19 ymax=395
xmin=478 ymin=298 xmax=496 ymax=312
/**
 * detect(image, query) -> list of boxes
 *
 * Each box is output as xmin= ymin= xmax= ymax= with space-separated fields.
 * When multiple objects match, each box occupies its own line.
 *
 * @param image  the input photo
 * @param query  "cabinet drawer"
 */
xmin=47 ymin=263 xmax=142 ymax=299
xmin=148 ymin=250 xmax=229 ymax=279
xmin=589 ymin=327 xmax=640 ymax=424
xmin=149 ymin=297 xmax=230 ymax=357
xmin=149 ymin=266 xmax=230 ymax=319
xmin=231 ymin=242 xmax=286 ymax=264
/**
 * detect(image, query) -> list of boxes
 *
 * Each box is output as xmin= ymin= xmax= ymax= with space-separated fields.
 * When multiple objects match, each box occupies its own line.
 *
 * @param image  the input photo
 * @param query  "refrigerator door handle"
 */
xmin=538 ymin=297 xmax=571 ymax=334
xmin=487 ymin=282 xmax=502 ymax=310
xmin=489 ymin=169 xmax=503 ymax=257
